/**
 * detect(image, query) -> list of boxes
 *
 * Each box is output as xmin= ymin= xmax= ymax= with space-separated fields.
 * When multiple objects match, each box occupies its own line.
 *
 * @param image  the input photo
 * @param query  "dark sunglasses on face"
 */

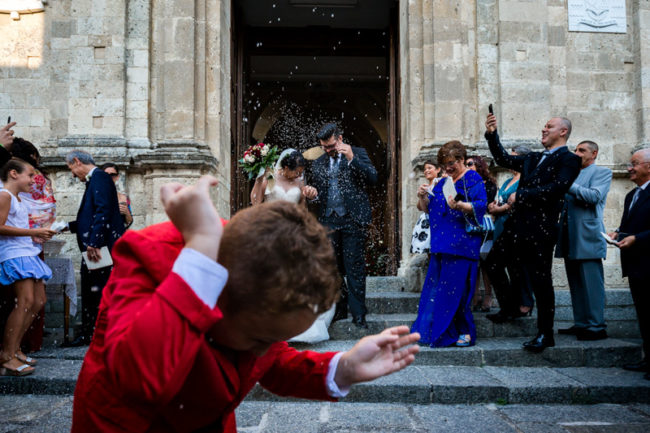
xmin=107 ymin=172 xmax=119 ymax=178
xmin=466 ymin=161 xmax=475 ymax=167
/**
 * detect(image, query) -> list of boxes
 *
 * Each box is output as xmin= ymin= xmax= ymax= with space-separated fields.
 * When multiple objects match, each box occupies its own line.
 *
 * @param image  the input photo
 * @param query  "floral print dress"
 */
xmin=19 ymin=169 xmax=57 ymax=229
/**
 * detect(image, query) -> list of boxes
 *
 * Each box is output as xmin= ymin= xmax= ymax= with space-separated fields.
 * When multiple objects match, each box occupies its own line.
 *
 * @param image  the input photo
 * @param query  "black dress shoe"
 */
xmin=576 ymin=329 xmax=608 ymax=341
xmin=352 ymin=316 xmax=369 ymax=329
xmin=61 ymin=335 xmax=90 ymax=347
xmin=332 ymin=308 xmax=348 ymax=323
xmin=558 ymin=326 xmax=582 ymax=335
xmin=522 ymin=333 xmax=555 ymax=353
xmin=623 ymin=360 xmax=648 ymax=372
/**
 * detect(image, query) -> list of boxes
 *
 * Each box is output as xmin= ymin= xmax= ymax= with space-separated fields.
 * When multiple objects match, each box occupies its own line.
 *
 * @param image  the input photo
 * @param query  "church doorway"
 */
xmin=231 ymin=0 xmax=400 ymax=275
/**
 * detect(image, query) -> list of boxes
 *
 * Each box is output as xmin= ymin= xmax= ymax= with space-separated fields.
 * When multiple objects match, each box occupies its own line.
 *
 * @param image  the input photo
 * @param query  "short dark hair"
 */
xmin=423 ymin=159 xmax=438 ymax=169
xmin=437 ymin=140 xmax=467 ymax=166
xmin=1 ymin=158 xmax=31 ymax=182
xmin=279 ymin=151 xmax=306 ymax=171
xmin=100 ymin=162 xmax=120 ymax=174
xmin=316 ymin=123 xmax=343 ymax=141
xmin=218 ymin=201 xmax=340 ymax=315
xmin=578 ymin=140 xmax=598 ymax=153
xmin=10 ymin=138 xmax=40 ymax=168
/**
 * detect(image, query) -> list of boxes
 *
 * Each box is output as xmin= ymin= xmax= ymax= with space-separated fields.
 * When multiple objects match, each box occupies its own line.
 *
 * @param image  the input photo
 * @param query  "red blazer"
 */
xmin=72 ymin=222 xmax=337 ymax=433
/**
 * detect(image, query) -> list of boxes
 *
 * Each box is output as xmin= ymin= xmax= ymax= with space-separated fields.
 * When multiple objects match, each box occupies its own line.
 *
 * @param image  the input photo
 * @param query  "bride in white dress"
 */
xmin=250 ymin=148 xmax=336 ymax=343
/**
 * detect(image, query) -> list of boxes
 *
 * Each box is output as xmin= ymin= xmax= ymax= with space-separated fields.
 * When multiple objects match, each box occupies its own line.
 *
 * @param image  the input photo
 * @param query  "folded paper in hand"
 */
xmin=600 ymin=232 xmax=619 ymax=248
xmin=442 ymin=177 xmax=457 ymax=204
xmin=50 ymin=220 xmax=68 ymax=233
xmin=82 ymin=246 xmax=113 ymax=270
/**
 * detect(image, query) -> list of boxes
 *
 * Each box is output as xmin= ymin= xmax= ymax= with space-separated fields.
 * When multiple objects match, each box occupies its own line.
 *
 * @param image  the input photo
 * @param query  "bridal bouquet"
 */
xmin=239 ymin=142 xmax=280 ymax=180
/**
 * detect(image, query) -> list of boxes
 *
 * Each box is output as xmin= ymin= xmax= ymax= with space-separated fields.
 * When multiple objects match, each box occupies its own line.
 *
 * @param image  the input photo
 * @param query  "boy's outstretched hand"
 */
xmin=160 ymin=175 xmax=222 ymax=261
xmin=334 ymin=326 xmax=420 ymax=388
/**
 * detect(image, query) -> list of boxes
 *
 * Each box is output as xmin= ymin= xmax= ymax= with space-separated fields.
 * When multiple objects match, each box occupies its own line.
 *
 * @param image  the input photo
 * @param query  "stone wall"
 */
xmin=400 ymin=0 xmax=645 ymax=290
xmin=0 ymin=1 xmax=646 ymax=290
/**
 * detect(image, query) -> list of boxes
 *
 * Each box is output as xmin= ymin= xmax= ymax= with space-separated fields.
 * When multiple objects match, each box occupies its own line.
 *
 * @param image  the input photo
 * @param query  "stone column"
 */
xmin=633 ymin=1 xmax=650 ymax=153
xmin=125 ymin=0 xmax=151 ymax=146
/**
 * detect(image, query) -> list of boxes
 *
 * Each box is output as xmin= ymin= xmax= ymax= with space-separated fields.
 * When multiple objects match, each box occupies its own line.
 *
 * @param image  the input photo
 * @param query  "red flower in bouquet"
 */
xmin=239 ymin=142 xmax=279 ymax=180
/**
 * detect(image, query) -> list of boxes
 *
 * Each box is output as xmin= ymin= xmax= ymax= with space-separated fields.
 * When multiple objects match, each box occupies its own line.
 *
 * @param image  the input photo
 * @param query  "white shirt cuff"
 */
xmin=326 ymin=351 xmax=350 ymax=398
xmin=172 ymin=248 xmax=228 ymax=309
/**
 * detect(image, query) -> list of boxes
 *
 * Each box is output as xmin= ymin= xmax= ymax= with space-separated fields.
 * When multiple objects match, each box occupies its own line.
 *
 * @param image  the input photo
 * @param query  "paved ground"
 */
xmin=2 ymin=396 xmax=650 ymax=433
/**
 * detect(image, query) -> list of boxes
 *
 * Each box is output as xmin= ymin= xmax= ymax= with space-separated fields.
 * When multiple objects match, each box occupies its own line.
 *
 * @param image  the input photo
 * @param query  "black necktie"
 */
xmin=630 ymin=187 xmax=642 ymax=209
xmin=537 ymin=151 xmax=552 ymax=168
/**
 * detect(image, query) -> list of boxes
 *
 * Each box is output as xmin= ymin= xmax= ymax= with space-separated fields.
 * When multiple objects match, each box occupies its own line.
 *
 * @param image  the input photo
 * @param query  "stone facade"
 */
xmin=0 ymin=1 xmax=647 ymax=289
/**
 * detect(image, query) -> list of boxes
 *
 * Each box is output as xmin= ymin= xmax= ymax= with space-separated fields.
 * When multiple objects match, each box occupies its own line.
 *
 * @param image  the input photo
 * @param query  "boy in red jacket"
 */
xmin=72 ymin=176 xmax=419 ymax=433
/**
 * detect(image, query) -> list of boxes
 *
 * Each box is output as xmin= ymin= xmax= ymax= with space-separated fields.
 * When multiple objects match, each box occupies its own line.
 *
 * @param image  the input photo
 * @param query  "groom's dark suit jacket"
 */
xmin=617 ymin=185 xmax=650 ymax=279
xmin=309 ymin=146 xmax=378 ymax=226
xmin=486 ymin=131 xmax=581 ymax=259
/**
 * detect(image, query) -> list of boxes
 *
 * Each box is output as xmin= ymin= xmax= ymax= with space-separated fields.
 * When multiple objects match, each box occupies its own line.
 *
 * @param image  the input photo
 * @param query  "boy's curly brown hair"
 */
xmin=218 ymin=201 xmax=340 ymax=315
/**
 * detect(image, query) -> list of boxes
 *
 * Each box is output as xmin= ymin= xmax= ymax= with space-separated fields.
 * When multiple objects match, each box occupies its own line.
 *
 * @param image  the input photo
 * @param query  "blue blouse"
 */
xmin=428 ymin=170 xmax=487 ymax=260
xmin=493 ymin=176 xmax=519 ymax=240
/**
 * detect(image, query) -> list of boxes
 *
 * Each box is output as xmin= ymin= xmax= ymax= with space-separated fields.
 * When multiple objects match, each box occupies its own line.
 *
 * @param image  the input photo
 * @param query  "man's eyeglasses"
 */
xmin=107 ymin=172 xmax=119 ymax=178
xmin=626 ymin=161 xmax=650 ymax=169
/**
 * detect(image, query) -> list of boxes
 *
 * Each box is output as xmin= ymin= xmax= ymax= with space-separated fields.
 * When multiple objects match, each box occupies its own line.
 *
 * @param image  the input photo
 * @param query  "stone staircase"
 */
xmin=2 ymin=276 xmax=649 ymax=406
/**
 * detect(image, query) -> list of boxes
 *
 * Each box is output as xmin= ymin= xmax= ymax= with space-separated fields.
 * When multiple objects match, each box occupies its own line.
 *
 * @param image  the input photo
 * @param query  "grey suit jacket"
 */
xmin=556 ymin=163 xmax=612 ymax=260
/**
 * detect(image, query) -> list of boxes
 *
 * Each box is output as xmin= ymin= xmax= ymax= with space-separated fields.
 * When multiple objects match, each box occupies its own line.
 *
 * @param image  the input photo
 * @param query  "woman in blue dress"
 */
xmin=412 ymin=141 xmax=487 ymax=347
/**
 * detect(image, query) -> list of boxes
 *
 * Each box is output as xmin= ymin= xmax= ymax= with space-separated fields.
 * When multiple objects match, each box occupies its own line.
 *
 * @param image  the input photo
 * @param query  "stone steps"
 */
xmin=3 ymin=279 xmax=644 ymax=407
xmin=3 ymin=358 xmax=649 ymax=405
xmin=247 ymin=365 xmax=650 ymax=405
xmin=291 ymin=335 xmax=641 ymax=368
xmin=329 ymin=312 xmax=640 ymax=340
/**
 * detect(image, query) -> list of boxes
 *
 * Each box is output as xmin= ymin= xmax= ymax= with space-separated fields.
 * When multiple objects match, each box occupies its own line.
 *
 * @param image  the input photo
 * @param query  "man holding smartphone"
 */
xmin=484 ymin=111 xmax=581 ymax=353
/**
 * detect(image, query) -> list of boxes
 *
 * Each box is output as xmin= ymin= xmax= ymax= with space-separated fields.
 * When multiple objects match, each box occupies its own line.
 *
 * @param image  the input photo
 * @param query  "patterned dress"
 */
xmin=19 ymin=169 xmax=57 ymax=229
xmin=410 ymin=180 xmax=439 ymax=254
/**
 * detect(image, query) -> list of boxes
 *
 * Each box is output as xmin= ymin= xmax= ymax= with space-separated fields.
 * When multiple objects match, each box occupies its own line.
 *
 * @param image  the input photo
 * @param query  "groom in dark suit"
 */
xmin=305 ymin=123 xmax=378 ymax=329
xmin=65 ymin=150 xmax=125 ymax=346
xmin=609 ymin=148 xmax=650 ymax=379
xmin=484 ymin=114 xmax=581 ymax=352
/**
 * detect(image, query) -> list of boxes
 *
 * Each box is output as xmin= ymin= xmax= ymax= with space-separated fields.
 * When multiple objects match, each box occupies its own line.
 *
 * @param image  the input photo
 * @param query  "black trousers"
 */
xmin=629 ymin=276 xmax=649 ymax=358
xmin=486 ymin=238 xmax=555 ymax=334
xmin=80 ymin=262 xmax=112 ymax=338
xmin=322 ymin=214 xmax=367 ymax=319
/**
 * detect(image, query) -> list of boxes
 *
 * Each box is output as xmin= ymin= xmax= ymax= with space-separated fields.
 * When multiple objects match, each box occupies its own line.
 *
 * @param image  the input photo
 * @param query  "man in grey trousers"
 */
xmin=556 ymin=140 xmax=612 ymax=340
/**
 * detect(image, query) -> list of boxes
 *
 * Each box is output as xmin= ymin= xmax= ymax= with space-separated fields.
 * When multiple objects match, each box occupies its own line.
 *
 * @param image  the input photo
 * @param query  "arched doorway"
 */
xmin=231 ymin=0 xmax=400 ymax=275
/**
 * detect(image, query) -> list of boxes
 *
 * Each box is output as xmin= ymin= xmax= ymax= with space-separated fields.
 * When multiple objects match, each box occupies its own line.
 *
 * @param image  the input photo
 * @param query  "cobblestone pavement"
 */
xmin=2 ymin=396 xmax=650 ymax=432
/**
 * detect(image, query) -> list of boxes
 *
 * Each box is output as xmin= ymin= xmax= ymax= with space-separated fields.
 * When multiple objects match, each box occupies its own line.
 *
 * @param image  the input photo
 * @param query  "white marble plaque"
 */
xmin=568 ymin=0 xmax=626 ymax=33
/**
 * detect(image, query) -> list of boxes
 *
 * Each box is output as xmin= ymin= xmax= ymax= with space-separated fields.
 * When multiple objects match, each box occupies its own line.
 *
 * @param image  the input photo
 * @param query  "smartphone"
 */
xmin=454 ymin=193 xmax=465 ymax=202
xmin=488 ymin=104 xmax=493 ymax=115
xmin=7 ymin=116 xmax=11 ymax=124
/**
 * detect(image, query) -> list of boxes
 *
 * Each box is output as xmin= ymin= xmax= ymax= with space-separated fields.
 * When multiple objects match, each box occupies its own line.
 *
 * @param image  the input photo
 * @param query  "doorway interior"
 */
xmin=231 ymin=0 xmax=400 ymax=275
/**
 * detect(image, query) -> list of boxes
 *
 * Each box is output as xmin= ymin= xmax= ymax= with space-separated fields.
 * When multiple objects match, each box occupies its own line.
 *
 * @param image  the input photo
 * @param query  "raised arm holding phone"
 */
xmin=483 ymin=107 xmax=581 ymax=353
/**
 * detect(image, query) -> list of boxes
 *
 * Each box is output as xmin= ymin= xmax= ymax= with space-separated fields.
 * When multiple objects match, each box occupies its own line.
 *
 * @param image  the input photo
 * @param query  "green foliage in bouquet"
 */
xmin=239 ymin=142 xmax=280 ymax=180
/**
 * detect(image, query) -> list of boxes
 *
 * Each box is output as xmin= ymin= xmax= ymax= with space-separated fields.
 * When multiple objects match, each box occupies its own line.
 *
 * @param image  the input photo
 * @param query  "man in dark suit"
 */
xmin=304 ymin=123 xmax=378 ymax=329
xmin=65 ymin=150 xmax=125 ymax=346
xmin=608 ymin=148 xmax=650 ymax=379
xmin=556 ymin=140 xmax=612 ymax=341
xmin=484 ymin=114 xmax=581 ymax=352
